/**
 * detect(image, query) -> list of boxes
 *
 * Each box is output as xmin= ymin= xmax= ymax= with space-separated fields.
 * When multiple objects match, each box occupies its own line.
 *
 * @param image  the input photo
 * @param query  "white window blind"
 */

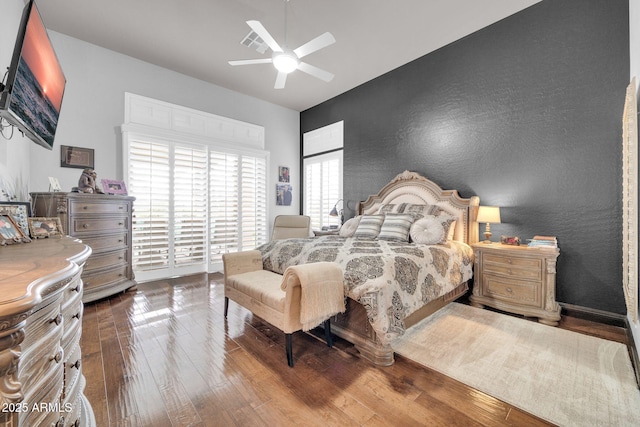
xmin=127 ymin=136 xmax=268 ymax=281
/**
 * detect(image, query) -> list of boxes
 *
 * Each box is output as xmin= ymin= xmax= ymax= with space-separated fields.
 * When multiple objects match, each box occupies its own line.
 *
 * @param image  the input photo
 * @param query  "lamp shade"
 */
xmin=477 ymin=206 xmax=501 ymax=223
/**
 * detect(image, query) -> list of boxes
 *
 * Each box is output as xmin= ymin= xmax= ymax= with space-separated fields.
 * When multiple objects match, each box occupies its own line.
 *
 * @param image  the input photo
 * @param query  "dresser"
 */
xmin=470 ymin=243 xmax=561 ymax=326
xmin=31 ymin=192 xmax=136 ymax=303
xmin=0 ymin=237 xmax=95 ymax=427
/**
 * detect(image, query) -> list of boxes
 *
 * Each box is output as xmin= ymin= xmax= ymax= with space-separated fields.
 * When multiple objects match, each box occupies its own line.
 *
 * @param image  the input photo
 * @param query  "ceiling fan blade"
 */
xmin=298 ymin=62 xmax=334 ymax=82
xmin=246 ymin=20 xmax=282 ymax=53
xmin=293 ymin=32 xmax=336 ymax=59
xmin=274 ymin=71 xmax=287 ymax=89
xmin=228 ymin=58 xmax=273 ymax=66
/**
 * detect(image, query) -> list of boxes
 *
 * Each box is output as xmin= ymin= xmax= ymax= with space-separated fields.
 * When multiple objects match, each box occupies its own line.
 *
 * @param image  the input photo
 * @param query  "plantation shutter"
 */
xmin=174 ymin=145 xmax=208 ymax=266
xmin=240 ymin=155 xmax=268 ymax=251
xmin=209 ymin=151 xmax=240 ymax=264
xmin=129 ymin=139 xmax=171 ymax=272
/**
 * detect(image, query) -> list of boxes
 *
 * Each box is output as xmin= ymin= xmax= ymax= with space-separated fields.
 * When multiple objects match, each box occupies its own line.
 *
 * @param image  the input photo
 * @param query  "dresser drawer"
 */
xmin=83 ymin=265 xmax=129 ymax=291
xmin=70 ymin=199 xmax=131 ymax=215
xmin=85 ymin=248 xmax=128 ymax=273
xmin=484 ymin=257 xmax=542 ymax=280
xmin=63 ymin=343 xmax=82 ymax=401
xmin=482 ymin=274 xmax=540 ymax=307
xmin=71 ymin=216 xmax=129 ymax=235
xmin=82 ymin=233 xmax=128 ymax=253
xmin=18 ymin=329 xmax=64 ymax=391
xmin=22 ymin=299 xmax=63 ymax=350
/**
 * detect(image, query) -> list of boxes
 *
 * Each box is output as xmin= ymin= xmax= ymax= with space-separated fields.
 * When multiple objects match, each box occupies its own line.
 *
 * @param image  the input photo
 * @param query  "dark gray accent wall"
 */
xmin=300 ymin=0 xmax=630 ymax=314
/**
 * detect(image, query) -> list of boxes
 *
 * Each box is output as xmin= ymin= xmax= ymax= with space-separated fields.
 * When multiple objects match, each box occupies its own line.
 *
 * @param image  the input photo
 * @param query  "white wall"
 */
xmin=1 ymin=0 xmax=300 ymax=228
xmin=629 ymin=0 xmax=640 ymax=374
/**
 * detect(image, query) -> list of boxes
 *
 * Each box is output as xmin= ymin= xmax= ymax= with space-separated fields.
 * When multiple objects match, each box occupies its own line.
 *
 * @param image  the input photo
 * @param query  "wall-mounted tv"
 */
xmin=0 ymin=0 xmax=65 ymax=150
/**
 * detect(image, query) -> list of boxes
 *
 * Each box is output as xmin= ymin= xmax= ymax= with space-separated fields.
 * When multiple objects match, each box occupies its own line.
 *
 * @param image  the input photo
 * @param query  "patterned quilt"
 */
xmin=257 ymin=235 xmax=474 ymax=344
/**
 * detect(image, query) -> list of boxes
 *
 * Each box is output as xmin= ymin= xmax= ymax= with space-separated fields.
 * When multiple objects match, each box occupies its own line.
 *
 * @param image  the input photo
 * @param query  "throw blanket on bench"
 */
xmin=281 ymin=262 xmax=345 ymax=331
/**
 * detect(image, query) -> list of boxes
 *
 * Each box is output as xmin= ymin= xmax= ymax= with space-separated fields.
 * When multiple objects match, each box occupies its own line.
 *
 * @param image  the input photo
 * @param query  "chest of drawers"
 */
xmin=469 ymin=243 xmax=561 ymax=326
xmin=31 ymin=192 xmax=136 ymax=303
xmin=0 ymin=237 xmax=94 ymax=426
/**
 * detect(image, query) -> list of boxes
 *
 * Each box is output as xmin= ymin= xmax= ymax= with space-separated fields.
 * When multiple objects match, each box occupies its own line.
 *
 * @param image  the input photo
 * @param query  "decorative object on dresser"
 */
xmin=27 ymin=217 xmax=64 ymax=239
xmin=0 ymin=213 xmax=30 ymax=245
xmin=30 ymin=192 xmax=136 ymax=303
xmin=75 ymin=168 xmax=104 ymax=194
xmin=101 ymin=179 xmax=128 ymax=195
xmin=0 ymin=237 xmax=95 ymax=427
xmin=476 ymin=205 xmax=501 ymax=243
xmin=470 ymin=242 xmax=561 ymax=326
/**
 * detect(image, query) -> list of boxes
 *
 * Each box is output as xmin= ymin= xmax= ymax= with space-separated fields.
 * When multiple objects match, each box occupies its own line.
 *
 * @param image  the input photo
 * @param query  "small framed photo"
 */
xmin=28 ymin=217 xmax=64 ymax=239
xmin=276 ymin=183 xmax=292 ymax=206
xmin=0 ymin=202 xmax=32 ymax=237
xmin=0 ymin=214 xmax=31 ymax=245
xmin=101 ymin=179 xmax=128 ymax=195
xmin=278 ymin=166 xmax=290 ymax=183
xmin=500 ymin=235 xmax=521 ymax=246
xmin=61 ymin=145 xmax=95 ymax=169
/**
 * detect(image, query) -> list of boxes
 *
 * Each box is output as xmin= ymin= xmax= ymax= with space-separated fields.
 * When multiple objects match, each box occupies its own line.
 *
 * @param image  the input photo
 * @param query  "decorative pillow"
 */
xmin=410 ymin=214 xmax=457 ymax=245
xmin=353 ymin=215 xmax=385 ymax=239
xmin=376 ymin=204 xmax=397 ymax=215
xmin=339 ymin=216 xmax=361 ymax=237
xmin=378 ymin=213 xmax=415 ymax=242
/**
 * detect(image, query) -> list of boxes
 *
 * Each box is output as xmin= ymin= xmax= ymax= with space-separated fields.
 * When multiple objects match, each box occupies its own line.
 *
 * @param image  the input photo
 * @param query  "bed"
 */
xmin=258 ymin=170 xmax=479 ymax=365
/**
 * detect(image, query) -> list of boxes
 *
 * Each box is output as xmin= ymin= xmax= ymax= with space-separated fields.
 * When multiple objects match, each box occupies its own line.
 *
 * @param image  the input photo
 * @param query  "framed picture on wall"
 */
xmin=278 ymin=166 xmax=290 ymax=183
xmin=60 ymin=145 xmax=95 ymax=169
xmin=276 ymin=183 xmax=292 ymax=206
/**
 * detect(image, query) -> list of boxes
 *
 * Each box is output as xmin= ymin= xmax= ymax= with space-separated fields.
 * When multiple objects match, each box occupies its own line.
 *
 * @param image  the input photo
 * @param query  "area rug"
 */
xmin=392 ymin=303 xmax=640 ymax=427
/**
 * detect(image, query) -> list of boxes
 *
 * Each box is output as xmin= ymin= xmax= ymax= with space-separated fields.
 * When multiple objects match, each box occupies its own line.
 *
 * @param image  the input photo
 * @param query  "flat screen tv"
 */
xmin=0 ymin=0 xmax=65 ymax=150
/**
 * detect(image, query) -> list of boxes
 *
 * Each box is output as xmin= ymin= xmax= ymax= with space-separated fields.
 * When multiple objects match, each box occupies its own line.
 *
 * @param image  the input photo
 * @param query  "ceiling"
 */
xmin=35 ymin=0 xmax=541 ymax=112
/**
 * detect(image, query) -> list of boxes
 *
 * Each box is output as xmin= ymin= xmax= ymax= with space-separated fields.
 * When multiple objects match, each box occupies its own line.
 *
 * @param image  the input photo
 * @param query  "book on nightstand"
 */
xmin=527 ymin=235 xmax=558 ymax=248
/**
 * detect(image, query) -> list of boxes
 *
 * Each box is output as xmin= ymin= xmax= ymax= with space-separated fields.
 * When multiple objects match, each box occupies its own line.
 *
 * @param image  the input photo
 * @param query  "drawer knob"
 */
xmin=119 ymin=222 xmax=124 ymax=226
xmin=72 ymin=312 xmax=81 ymax=320
xmin=119 ymin=206 xmax=124 ymax=210
xmin=50 ymin=314 xmax=63 ymax=326
xmin=70 ymin=359 xmax=81 ymax=370
xmin=83 ymin=223 xmax=90 ymax=229
xmin=70 ymin=284 xmax=80 ymax=293
xmin=51 ymin=349 xmax=63 ymax=363
xmin=83 ymin=206 xmax=88 ymax=210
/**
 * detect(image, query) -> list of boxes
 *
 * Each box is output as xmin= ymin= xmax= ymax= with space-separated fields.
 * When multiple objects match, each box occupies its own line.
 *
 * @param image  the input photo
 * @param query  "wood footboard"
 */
xmin=330 ymin=282 xmax=469 ymax=366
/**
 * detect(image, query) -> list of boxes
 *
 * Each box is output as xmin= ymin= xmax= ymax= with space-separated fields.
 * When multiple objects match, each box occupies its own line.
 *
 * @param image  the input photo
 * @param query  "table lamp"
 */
xmin=477 ymin=206 xmax=501 ymax=243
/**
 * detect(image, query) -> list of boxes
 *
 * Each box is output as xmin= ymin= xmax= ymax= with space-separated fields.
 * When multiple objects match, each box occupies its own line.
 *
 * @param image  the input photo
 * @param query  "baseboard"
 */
xmin=558 ymin=302 xmax=627 ymax=328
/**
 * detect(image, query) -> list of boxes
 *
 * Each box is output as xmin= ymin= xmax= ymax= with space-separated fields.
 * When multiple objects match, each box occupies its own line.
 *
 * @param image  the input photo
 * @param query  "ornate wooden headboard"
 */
xmin=357 ymin=170 xmax=480 ymax=244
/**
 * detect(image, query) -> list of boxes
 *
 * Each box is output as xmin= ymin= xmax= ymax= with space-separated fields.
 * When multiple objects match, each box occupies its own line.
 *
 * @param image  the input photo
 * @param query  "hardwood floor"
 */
xmin=80 ymin=273 xmax=629 ymax=426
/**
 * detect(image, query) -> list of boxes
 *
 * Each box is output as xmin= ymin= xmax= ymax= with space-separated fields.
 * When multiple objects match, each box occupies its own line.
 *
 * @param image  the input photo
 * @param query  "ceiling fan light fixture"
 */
xmin=273 ymin=52 xmax=299 ymax=73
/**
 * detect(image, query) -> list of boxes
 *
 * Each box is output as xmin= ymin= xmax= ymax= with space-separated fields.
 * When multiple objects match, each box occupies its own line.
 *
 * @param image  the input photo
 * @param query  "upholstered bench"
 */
xmin=222 ymin=250 xmax=344 ymax=367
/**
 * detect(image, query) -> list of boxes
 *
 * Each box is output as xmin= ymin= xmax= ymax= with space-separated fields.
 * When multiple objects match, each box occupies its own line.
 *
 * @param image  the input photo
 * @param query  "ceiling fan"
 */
xmin=228 ymin=1 xmax=336 ymax=89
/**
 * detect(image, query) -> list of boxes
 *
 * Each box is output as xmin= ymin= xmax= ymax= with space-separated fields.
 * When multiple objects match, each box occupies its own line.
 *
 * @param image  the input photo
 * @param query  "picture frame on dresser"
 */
xmin=0 ymin=201 xmax=31 ymax=236
xmin=101 ymin=178 xmax=128 ymax=195
xmin=0 ymin=213 xmax=31 ymax=244
xmin=28 ymin=216 xmax=64 ymax=238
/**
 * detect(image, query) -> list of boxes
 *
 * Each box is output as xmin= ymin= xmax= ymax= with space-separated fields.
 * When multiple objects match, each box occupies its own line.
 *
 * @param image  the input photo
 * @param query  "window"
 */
xmin=126 ymin=136 xmax=268 ymax=281
xmin=123 ymin=93 xmax=268 ymax=282
xmin=303 ymin=121 xmax=344 ymax=230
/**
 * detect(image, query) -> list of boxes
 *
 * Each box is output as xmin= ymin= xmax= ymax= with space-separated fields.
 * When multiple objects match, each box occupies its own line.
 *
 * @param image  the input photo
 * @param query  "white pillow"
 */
xmin=339 ymin=216 xmax=361 ymax=237
xmin=410 ymin=215 xmax=456 ymax=245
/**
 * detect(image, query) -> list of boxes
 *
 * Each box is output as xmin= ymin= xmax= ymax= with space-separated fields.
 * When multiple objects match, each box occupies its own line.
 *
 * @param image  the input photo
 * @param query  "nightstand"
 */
xmin=313 ymin=229 xmax=339 ymax=236
xmin=470 ymin=242 xmax=561 ymax=326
